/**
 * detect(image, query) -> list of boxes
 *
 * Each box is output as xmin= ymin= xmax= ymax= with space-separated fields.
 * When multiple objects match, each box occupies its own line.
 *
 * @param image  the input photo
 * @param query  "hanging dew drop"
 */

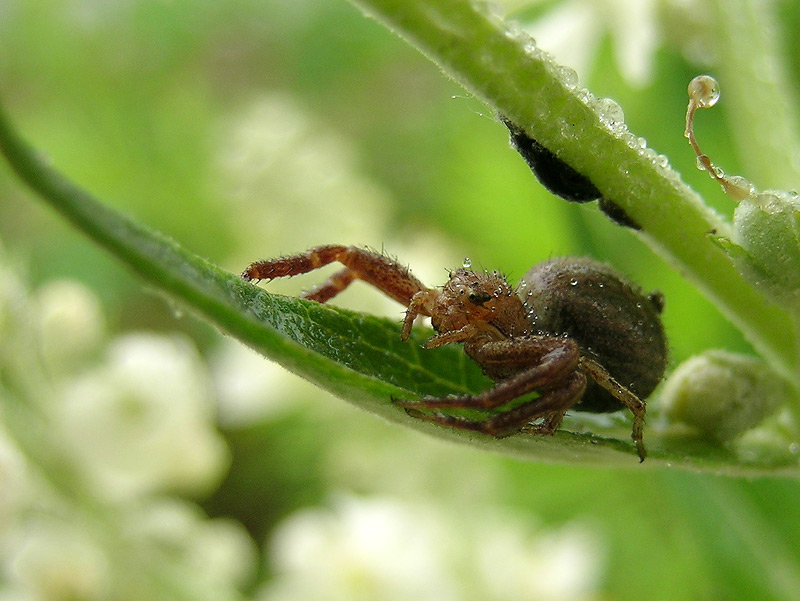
xmin=687 ymin=75 xmax=720 ymax=108
xmin=726 ymin=175 xmax=754 ymax=197
xmin=462 ymin=257 xmax=472 ymax=269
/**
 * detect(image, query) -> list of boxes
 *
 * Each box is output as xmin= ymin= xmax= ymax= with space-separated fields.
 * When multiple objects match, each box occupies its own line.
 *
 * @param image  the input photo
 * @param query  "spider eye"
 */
xmin=468 ymin=291 xmax=492 ymax=305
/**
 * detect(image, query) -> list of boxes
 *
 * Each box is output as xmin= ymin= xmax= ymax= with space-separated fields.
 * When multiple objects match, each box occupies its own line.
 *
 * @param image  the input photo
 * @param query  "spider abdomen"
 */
xmin=519 ymin=257 xmax=668 ymax=412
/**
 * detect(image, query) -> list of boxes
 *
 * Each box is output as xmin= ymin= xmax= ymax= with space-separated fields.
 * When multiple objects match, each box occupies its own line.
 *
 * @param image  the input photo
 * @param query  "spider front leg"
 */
xmin=242 ymin=245 xmax=438 ymax=328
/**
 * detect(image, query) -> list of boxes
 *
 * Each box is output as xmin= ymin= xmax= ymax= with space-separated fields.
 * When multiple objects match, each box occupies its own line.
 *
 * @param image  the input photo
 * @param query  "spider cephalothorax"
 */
xmin=243 ymin=245 xmax=667 ymax=460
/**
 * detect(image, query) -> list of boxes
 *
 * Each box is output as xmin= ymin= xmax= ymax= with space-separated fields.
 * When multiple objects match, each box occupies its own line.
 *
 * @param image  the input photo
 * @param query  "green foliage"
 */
xmin=1 ymin=94 xmax=799 ymax=473
xmin=4 ymin=1 xmax=800 ymax=599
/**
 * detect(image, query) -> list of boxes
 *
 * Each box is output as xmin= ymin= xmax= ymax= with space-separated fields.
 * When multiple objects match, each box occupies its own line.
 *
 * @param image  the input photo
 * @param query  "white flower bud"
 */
xmin=659 ymin=350 xmax=796 ymax=441
xmin=728 ymin=190 xmax=800 ymax=313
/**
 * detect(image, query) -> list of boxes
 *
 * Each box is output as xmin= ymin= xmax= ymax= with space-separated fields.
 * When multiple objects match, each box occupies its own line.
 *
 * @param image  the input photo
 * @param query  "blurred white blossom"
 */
xmin=128 ymin=498 xmax=258 ymax=590
xmin=476 ymin=519 xmax=604 ymax=601
xmin=260 ymin=495 xmax=605 ymax=601
xmin=34 ymin=279 xmax=106 ymax=373
xmin=218 ymin=94 xmax=391 ymax=270
xmin=261 ymin=496 xmax=462 ymax=601
xmin=0 ymin=244 xmax=255 ymax=601
xmin=5 ymin=517 xmax=110 ymax=601
xmin=515 ymin=0 xmax=660 ymax=87
xmin=56 ymin=333 xmax=230 ymax=499
xmin=210 ymin=340 xmax=313 ymax=426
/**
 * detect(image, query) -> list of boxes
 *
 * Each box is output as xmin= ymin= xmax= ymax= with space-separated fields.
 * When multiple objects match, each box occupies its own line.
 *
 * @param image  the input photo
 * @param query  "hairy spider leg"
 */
xmin=464 ymin=335 xmax=575 ymax=372
xmin=579 ymin=357 xmax=647 ymax=461
xmin=242 ymin=243 xmax=435 ymax=310
xmin=301 ymin=268 xmax=358 ymax=303
xmin=403 ymin=372 xmax=587 ymax=438
xmin=395 ymin=340 xmax=578 ymax=410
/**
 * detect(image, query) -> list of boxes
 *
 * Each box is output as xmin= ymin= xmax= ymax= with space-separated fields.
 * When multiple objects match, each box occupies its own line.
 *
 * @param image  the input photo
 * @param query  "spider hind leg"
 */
xmin=399 ymin=371 xmax=586 ymax=438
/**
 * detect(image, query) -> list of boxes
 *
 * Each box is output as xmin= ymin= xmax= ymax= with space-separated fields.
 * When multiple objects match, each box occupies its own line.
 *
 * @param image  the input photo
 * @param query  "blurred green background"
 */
xmin=2 ymin=1 xmax=800 ymax=600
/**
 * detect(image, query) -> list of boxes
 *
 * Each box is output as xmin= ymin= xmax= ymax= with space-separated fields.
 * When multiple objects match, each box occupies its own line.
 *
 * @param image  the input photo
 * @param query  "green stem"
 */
xmin=349 ymin=0 xmax=799 ymax=383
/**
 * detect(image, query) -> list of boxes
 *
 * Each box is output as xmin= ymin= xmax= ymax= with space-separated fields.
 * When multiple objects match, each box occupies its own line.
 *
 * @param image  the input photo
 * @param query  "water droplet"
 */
xmin=462 ymin=257 xmax=472 ymax=269
xmin=726 ymin=175 xmax=754 ymax=197
xmin=523 ymin=39 xmax=538 ymax=57
xmin=595 ymin=97 xmax=625 ymax=132
xmin=687 ymin=75 xmax=720 ymax=108
xmin=569 ymin=278 xmax=579 ymax=286
xmin=558 ymin=66 xmax=579 ymax=87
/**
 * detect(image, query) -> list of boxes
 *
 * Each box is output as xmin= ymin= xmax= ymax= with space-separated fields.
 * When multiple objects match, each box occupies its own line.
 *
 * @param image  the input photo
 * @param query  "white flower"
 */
xmin=4 ymin=516 xmax=110 ymax=601
xmin=34 ymin=279 xmax=105 ymax=373
xmin=518 ymin=0 xmax=660 ymax=87
xmin=217 ymin=94 xmax=391 ymax=273
xmin=210 ymin=340 xmax=316 ymax=427
xmin=476 ymin=519 xmax=604 ymax=601
xmin=261 ymin=496 xmax=461 ymax=601
xmin=260 ymin=495 xmax=605 ymax=601
xmin=128 ymin=498 xmax=258 ymax=590
xmin=56 ymin=333 xmax=230 ymax=499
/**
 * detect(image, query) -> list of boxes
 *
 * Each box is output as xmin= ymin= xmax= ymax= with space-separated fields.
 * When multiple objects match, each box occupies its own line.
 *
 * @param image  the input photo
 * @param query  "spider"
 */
xmin=242 ymin=245 xmax=667 ymax=460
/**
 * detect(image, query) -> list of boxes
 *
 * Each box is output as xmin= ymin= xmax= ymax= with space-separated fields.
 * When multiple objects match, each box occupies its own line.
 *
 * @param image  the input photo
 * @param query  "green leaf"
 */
xmin=2 ymin=104 xmax=800 ymax=476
